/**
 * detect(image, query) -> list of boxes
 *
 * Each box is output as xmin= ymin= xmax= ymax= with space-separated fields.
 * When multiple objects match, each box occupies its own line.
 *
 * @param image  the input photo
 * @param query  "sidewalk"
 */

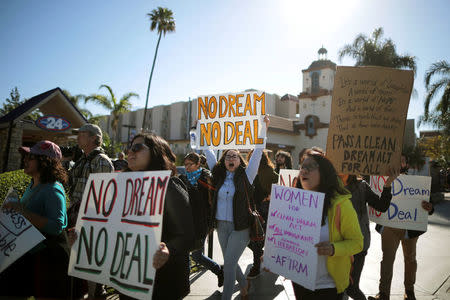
xmin=186 ymin=195 xmax=450 ymax=300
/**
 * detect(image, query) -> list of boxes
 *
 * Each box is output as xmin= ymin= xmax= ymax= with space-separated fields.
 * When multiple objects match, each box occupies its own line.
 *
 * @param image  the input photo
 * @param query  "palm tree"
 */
xmin=423 ymin=60 xmax=450 ymax=120
xmin=85 ymin=85 xmax=138 ymax=143
xmin=142 ymin=7 xmax=176 ymax=130
xmin=338 ymin=27 xmax=416 ymax=74
xmin=62 ymin=89 xmax=92 ymax=119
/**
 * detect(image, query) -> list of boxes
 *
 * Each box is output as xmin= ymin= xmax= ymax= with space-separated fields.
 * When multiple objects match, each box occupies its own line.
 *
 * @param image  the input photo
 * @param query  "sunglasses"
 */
xmin=128 ymin=143 xmax=149 ymax=153
xmin=299 ymin=161 xmax=319 ymax=172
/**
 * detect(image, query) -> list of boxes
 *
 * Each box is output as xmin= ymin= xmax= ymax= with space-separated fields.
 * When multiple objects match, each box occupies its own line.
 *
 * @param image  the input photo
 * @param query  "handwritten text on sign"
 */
xmin=369 ymin=175 xmax=431 ymax=231
xmin=68 ymin=171 xmax=171 ymax=300
xmin=0 ymin=207 xmax=45 ymax=273
xmin=196 ymin=91 xmax=266 ymax=150
xmin=278 ymin=169 xmax=300 ymax=187
xmin=263 ymin=184 xmax=324 ymax=291
xmin=326 ymin=66 xmax=414 ymax=175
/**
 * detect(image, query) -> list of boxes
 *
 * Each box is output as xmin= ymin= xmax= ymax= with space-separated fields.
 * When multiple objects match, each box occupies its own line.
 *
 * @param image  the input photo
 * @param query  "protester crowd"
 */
xmin=0 ymin=121 xmax=436 ymax=300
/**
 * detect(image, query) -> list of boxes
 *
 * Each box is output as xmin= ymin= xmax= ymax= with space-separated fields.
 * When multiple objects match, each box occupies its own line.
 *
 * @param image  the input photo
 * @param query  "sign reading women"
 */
xmin=68 ymin=170 xmax=171 ymax=300
xmin=263 ymin=184 xmax=324 ymax=291
xmin=369 ymin=175 xmax=431 ymax=231
xmin=194 ymin=91 xmax=267 ymax=150
xmin=326 ymin=66 xmax=414 ymax=175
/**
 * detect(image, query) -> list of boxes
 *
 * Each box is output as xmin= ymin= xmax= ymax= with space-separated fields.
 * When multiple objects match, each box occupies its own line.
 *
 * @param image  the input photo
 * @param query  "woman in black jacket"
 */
xmin=179 ymin=152 xmax=224 ymax=287
xmin=205 ymin=116 xmax=269 ymax=300
xmin=126 ymin=133 xmax=195 ymax=300
xmin=339 ymin=169 xmax=398 ymax=300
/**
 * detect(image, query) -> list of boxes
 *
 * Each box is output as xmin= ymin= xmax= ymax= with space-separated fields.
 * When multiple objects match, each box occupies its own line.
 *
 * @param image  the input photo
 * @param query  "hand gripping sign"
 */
xmin=68 ymin=170 xmax=171 ymax=300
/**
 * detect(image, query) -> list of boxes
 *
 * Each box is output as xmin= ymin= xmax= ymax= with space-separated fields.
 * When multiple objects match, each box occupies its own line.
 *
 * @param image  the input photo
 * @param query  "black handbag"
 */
xmin=244 ymin=181 xmax=265 ymax=242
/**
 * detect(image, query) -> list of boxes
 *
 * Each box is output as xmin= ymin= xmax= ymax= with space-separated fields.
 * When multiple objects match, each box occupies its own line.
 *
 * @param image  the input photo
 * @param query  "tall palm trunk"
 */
xmin=142 ymin=32 xmax=162 ymax=129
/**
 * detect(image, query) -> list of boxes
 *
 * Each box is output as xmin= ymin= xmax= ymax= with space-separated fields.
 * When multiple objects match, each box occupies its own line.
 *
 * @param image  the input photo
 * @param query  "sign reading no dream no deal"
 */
xmin=68 ymin=170 xmax=171 ymax=300
xmin=263 ymin=184 xmax=325 ymax=291
xmin=278 ymin=169 xmax=300 ymax=187
xmin=194 ymin=90 xmax=267 ymax=150
xmin=369 ymin=175 xmax=431 ymax=232
xmin=326 ymin=66 xmax=414 ymax=176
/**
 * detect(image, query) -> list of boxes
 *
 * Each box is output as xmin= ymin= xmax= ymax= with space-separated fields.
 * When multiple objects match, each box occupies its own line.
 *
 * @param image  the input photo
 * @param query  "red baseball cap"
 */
xmin=19 ymin=140 xmax=62 ymax=160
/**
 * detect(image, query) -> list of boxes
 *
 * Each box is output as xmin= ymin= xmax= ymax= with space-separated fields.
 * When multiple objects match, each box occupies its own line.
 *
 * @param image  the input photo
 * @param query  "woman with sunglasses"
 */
xmin=125 ymin=133 xmax=195 ymax=300
xmin=179 ymin=152 xmax=224 ymax=287
xmin=204 ymin=115 xmax=269 ymax=300
xmin=0 ymin=140 xmax=70 ymax=298
xmin=291 ymin=149 xmax=363 ymax=300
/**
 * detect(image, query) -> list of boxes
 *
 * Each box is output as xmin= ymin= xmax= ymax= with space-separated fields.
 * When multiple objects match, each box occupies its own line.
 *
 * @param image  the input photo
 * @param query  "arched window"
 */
xmin=311 ymin=72 xmax=320 ymax=93
xmin=306 ymin=116 xmax=316 ymax=136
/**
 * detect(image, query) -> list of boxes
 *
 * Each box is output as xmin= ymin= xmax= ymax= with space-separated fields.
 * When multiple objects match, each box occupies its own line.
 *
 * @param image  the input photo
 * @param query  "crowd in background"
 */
xmin=0 ymin=121 xmax=439 ymax=300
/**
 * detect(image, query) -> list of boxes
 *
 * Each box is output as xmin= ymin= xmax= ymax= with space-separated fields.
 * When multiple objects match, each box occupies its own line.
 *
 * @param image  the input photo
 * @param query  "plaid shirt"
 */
xmin=67 ymin=147 xmax=114 ymax=227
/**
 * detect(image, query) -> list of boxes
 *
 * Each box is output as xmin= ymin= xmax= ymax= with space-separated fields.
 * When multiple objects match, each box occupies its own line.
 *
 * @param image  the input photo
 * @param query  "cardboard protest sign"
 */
xmin=278 ymin=169 xmax=300 ymax=187
xmin=263 ymin=184 xmax=324 ymax=291
xmin=68 ymin=171 xmax=171 ymax=300
xmin=194 ymin=91 xmax=267 ymax=150
xmin=0 ymin=206 xmax=45 ymax=273
xmin=326 ymin=66 xmax=414 ymax=175
xmin=368 ymin=175 xmax=431 ymax=231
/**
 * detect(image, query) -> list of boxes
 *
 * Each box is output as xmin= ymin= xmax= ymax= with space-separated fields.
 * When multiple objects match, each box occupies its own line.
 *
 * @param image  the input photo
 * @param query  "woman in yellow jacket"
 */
xmin=293 ymin=149 xmax=363 ymax=299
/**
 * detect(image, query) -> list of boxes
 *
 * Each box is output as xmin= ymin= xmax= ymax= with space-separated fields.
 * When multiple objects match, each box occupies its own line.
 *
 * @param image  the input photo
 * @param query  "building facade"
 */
xmin=101 ymin=48 xmax=416 ymax=167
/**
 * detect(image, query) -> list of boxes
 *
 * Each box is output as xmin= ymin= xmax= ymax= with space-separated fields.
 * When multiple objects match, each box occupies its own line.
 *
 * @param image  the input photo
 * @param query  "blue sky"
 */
xmin=1 ymin=0 xmax=449 ymax=134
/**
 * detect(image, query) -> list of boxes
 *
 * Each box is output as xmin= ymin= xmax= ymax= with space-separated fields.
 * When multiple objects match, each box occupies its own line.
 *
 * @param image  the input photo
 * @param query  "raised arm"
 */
xmin=204 ymin=148 xmax=218 ymax=170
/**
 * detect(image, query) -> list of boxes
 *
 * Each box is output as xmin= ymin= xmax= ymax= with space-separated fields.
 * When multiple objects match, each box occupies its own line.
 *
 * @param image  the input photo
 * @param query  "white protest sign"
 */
xmin=368 ymin=175 xmax=431 ymax=231
xmin=68 ymin=171 xmax=171 ymax=300
xmin=195 ymin=90 xmax=267 ymax=150
xmin=263 ymin=184 xmax=324 ymax=291
xmin=0 ymin=206 xmax=45 ymax=273
xmin=278 ymin=169 xmax=300 ymax=187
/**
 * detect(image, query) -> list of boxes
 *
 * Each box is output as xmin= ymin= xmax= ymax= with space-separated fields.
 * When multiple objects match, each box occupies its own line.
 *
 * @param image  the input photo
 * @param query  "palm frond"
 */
xmin=425 ymin=60 xmax=450 ymax=87
xmin=84 ymin=94 xmax=113 ymax=110
xmin=424 ymin=78 xmax=449 ymax=117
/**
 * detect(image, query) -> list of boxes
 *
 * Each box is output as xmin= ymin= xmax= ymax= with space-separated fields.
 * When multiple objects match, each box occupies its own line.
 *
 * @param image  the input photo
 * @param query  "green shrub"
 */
xmin=0 ymin=169 xmax=31 ymax=205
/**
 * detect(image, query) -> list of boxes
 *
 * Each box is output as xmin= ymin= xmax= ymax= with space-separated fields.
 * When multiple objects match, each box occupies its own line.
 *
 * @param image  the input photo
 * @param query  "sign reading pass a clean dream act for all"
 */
xmin=68 ymin=171 xmax=171 ymax=300
xmin=369 ymin=175 xmax=431 ymax=231
xmin=326 ymin=66 xmax=414 ymax=176
xmin=195 ymin=91 xmax=267 ymax=150
xmin=263 ymin=184 xmax=324 ymax=291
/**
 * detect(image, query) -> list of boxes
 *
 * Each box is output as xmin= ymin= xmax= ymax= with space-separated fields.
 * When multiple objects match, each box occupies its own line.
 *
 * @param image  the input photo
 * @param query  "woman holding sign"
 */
xmin=0 ymin=141 xmax=70 ymax=298
xmin=204 ymin=115 xmax=269 ymax=300
xmin=124 ymin=133 xmax=195 ymax=300
xmin=368 ymin=154 xmax=434 ymax=300
xmin=292 ymin=149 xmax=363 ymax=299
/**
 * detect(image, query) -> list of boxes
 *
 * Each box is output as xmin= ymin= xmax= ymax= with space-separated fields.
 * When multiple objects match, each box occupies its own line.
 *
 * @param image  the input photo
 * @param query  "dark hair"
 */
xmin=247 ymin=150 xmax=275 ymax=172
xmin=275 ymin=150 xmax=292 ymax=169
xmin=346 ymin=174 xmax=358 ymax=186
xmin=297 ymin=153 xmax=349 ymax=225
xmin=184 ymin=152 xmax=201 ymax=164
xmin=125 ymin=133 xmax=177 ymax=176
xmin=34 ymin=155 xmax=68 ymax=185
xmin=212 ymin=149 xmax=247 ymax=185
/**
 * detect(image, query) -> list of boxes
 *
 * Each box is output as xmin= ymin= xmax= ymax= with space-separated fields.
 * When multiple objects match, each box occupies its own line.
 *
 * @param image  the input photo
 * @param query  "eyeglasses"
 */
xmin=128 ymin=143 xmax=149 ymax=153
xmin=225 ymin=154 xmax=238 ymax=160
xmin=299 ymin=161 xmax=319 ymax=173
